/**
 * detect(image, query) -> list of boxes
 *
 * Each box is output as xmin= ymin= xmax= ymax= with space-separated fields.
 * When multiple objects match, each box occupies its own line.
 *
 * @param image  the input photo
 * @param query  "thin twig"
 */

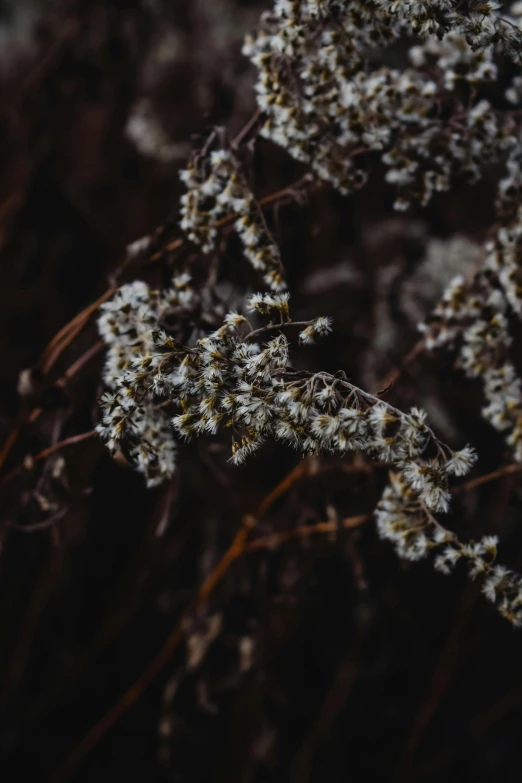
xmin=0 ymin=433 xmax=97 ymax=491
xmin=246 ymin=320 xmax=315 ymax=342
xmin=35 ymin=431 xmax=96 ymax=464
xmin=255 ymin=458 xmax=313 ymax=520
xmin=244 ymin=514 xmax=371 ymax=553
xmin=40 ymin=321 xmax=93 ymax=377
xmin=38 ymin=290 xmax=115 ymax=375
xmin=58 ymin=340 xmax=104 ymax=385
xmin=232 ymin=109 xmax=263 ymax=149
xmin=0 ymin=342 xmax=103 ymax=475
xmin=7 ymin=510 xmax=67 ymax=534
xmin=0 ymin=424 xmax=24 ymax=474
xmin=376 ymin=339 xmax=426 ymax=395
xmin=451 ymin=463 xmax=522 ymax=494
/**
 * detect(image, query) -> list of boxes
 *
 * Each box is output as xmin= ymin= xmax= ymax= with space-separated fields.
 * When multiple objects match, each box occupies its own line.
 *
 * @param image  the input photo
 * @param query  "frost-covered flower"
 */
xmin=446 ymin=446 xmax=478 ymax=477
xmin=178 ymin=143 xmax=286 ymax=291
xmin=244 ymin=0 xmax=522 ymax=208
xmin=299 ymin=316 xmax=333 ymax=344
xmin=421 ymin=207 xmax=522 ymax=465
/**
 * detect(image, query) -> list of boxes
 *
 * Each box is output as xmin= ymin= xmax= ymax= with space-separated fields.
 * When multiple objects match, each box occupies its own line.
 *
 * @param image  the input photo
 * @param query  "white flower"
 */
xmin=445 ymin=445 xmax=477 ymax=477
xmin=299 ymin=316 xmax=333 ymax=344
xmin=434 ymin=546 xmax=461 ymax=575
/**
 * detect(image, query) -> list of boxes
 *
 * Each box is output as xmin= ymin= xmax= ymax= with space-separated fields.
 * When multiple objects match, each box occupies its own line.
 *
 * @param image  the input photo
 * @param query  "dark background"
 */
xmin=1 ymin=1 xmax=522 ymax=781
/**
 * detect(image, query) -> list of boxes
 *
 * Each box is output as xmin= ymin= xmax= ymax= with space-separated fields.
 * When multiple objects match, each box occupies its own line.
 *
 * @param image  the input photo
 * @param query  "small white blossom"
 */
xmin=445 ymin=446 xmax=477 ymax=477
xmin=299 ymin=316 xmax=333 ymax=344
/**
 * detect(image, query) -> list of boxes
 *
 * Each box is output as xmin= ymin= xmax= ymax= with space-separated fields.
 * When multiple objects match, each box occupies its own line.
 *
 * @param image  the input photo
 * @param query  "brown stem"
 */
xmin=0 ymin=342 xmax=103 ymax=475
xmin=232 ymin=109 xmax=263 ymax=149
xmin=7 ymin=509 xmax=67 ymax=534
xmin=244 ymin=513 xmax=371 ymax=553
xmin=375 ymin=339 xmax=426 ymax=396
xmin=255 ymin=458 xmax=313 ymax=519
xmin=451 ymin=463 xmax=522 ymax=494
xmin=246 ymin=320 xmax=315 ymax=342
xmin=38 ymin=290 xmax=115 ymax=375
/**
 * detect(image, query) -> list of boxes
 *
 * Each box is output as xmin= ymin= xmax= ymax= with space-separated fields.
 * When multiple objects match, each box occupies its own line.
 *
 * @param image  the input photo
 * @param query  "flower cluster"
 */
xmin=486 ymin=205 xmax=522 ymax=316
xmin=179 ymin=146 xmax=286 ymax=291
xmin=497 ymin=138 xmax=522 ymax=214
xmin=100 ymin=281 xmax=471 ymax=504
xmin=96 ymin=275 xmax=199 ymax=486
xmin=420 ymin=208 xmax=522 ymax=460
xmin=377 ymin=1 xmax=522 ymax=63
xmin=98 ymin=280 xmax=163 ymax=387
xmin=408 ymin=30 xmax=497 ymax=92
xmin=243 ymin=0 xmax=522 ymax=209
xmin=165 ymin=292 xmax=458 ymax=497
xmin=377 ymin=473 xmax=522 ymax=626
xmin=101 ymin=284 xmax=461 ymax=493
xmin=97 ymin=277 xmax=522 ymax=624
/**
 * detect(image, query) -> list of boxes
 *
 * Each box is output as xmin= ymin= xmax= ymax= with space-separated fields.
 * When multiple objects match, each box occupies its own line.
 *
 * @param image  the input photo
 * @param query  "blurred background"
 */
xmin=1 ymin=1 xmax=522 ymax=782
